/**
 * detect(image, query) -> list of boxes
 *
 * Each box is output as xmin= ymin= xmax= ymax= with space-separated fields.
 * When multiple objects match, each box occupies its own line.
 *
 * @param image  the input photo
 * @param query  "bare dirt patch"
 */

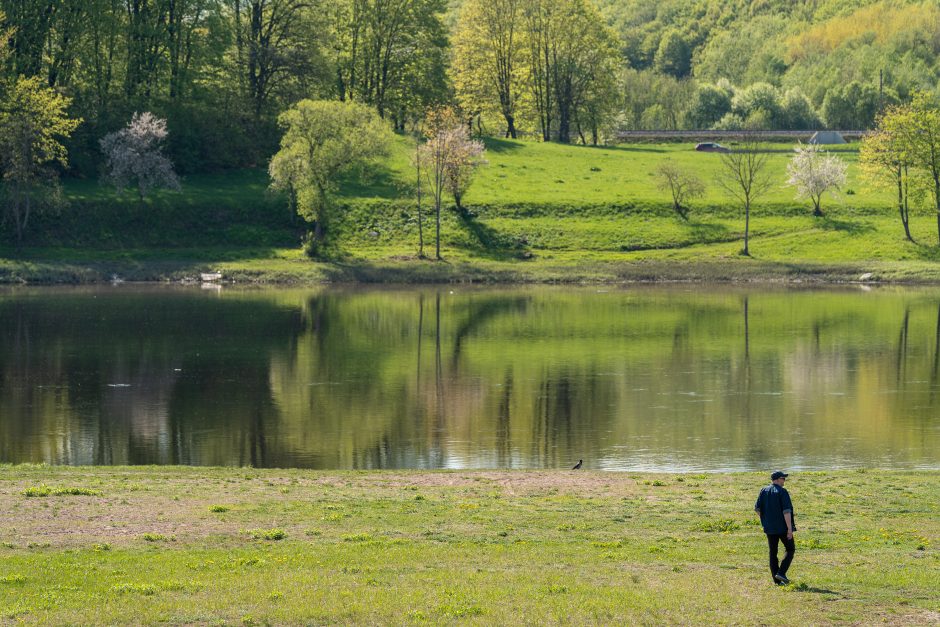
xmin=0 ymin=470 xmax=641 ymax=548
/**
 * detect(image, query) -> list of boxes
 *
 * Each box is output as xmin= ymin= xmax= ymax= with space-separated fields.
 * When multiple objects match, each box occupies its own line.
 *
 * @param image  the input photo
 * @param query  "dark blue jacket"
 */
xmin=755 ymin=483 xmax=796 ymax=535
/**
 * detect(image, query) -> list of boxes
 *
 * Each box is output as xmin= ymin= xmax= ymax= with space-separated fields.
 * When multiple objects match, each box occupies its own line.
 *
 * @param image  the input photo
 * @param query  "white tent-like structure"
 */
xmin=809 ymin=131 xmax=847 ymax=145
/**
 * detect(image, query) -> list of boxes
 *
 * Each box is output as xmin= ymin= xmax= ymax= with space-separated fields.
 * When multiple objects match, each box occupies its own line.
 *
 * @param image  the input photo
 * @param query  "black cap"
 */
xmin=771 ymin=471 xmax=789 ymax=480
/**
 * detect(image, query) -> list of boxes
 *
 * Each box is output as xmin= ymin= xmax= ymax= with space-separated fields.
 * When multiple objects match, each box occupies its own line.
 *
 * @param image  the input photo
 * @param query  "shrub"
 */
xmin=112 ymin=583 xmax=156 ymax=595
xmin=142 ymin=533 xmax=171 ymax=542
xmin=696 ymin=519 xmax=740 ymax=533
xmin=22 ymin=485 xmax=102 ymax=497
xmin=247 ymin=528 xmax=286 ymax=541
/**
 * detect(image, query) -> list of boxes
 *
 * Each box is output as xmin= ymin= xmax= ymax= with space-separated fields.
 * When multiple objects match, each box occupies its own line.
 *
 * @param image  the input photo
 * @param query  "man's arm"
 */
xmin=782 ymin=490 xmax=794 ymax=539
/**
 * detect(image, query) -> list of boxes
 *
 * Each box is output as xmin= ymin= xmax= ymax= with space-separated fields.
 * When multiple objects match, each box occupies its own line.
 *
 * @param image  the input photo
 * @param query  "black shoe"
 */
xmin=774 ymin=573 xmax=790 ymax=585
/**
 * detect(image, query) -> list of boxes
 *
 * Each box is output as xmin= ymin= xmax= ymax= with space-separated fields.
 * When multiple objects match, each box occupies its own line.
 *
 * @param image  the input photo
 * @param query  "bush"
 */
xmin=247 ymin=528 xmax=286 ymax=541
xmin=695 ymin=519 xmax=741 ymax=533
xmin=22 ymin=485 xmax=102 ymax=497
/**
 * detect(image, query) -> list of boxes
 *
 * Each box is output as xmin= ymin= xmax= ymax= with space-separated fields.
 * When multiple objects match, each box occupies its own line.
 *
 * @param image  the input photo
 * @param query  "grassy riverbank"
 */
xmin=1 ymin=466 xmax=937 ymax=624
xmin=2 ymin=139 xmax=940 ymax=284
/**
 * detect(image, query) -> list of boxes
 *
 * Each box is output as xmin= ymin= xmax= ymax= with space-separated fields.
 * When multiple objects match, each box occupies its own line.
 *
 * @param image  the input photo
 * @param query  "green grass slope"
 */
xmin=2 ymin=137 xmax=939 ymax=283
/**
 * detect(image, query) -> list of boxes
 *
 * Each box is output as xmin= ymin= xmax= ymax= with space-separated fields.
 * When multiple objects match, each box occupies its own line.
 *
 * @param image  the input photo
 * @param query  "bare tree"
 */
xmin=655 ymin=160 xmax=705 ymax=220
xmin=100 ymin=112 xmax=181 ymax=200
xmin=715 ymin=131 xmax=774 ymax=256
xmin=412 ymin=131 xmax=426 ymax=258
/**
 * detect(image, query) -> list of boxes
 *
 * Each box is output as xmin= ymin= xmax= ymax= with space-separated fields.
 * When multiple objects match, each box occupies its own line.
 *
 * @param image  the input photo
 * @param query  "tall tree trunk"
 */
xmin=415 ymin=138 xmax=425 ymax=258
xmin=314 ymin=183 xmax=328 ymax=245
xmin=898 ymin=165 xmax=914 ymax=243
xmin=435 ymin=196 xmax=441 ymax=260
xmin=935 ymin=175 xmax=940 ymax=245
xmin=813 ymin=196 xmax=823 ymax=217
xmin=743 ymin=200 xmax=750 ymax=256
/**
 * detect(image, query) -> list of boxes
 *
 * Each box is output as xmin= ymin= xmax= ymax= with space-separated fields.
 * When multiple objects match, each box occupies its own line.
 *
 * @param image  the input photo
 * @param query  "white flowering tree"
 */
xmin=786 ymin=143 xmax=847 ymax=217
xmin=100 ymin=112 xmax=181 ymax=200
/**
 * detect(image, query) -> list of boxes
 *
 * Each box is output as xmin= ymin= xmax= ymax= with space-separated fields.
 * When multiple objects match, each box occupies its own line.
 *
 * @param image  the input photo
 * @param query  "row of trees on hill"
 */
xmin=452 ymin=0 xmax=618 ymax=143
xmin=0 ymin=20 xmax=179 ymax=244
xmin=0 ymin=0 xmax=451 ymax=174
xmin=1 ymin=0 xmax=936 ymax=176
xmin=0 ymin=74 xmax=178 ymax=242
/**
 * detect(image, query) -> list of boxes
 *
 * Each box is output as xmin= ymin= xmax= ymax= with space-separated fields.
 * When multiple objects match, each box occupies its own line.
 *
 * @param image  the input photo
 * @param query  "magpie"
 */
xmin=572 ymin=459 xmax=582 ymax=469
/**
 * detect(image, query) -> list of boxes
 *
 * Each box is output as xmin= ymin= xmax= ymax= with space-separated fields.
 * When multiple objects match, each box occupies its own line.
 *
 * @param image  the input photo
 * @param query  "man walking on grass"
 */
xmin=755 ymin=470 xmax=796 ymax=585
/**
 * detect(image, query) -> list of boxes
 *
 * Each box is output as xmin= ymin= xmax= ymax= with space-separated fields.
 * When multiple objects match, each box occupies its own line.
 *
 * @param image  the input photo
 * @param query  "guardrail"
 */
xmin=614 ymin=130 xmax=867 ymax=141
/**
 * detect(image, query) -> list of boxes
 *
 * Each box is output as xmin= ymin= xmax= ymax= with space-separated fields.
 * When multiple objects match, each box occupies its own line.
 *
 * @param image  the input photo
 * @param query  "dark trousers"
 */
xmin=766 ymin=533 xmax=795 ymax=578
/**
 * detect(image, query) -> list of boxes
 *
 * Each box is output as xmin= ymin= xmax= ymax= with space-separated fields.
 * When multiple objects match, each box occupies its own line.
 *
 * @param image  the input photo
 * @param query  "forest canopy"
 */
xmin=0 ymin=0 xmax=936 ymax=175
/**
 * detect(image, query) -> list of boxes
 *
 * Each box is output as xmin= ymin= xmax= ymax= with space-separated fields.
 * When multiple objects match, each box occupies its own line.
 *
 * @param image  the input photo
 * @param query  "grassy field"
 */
xmin=0 ymin=466 xmax=937 ymax=624
xmin=3 ymin=138 xmax=940 ymax=283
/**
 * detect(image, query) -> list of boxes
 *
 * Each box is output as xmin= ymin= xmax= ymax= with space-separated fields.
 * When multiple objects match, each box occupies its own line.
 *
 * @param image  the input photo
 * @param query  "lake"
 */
xmin=1 ymin=285 xmax=938 ymax=471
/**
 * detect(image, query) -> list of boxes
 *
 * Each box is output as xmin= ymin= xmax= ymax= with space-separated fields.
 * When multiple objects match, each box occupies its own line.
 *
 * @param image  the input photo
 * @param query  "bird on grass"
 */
xmin=572 ymin=459 xmax=582 ymax=470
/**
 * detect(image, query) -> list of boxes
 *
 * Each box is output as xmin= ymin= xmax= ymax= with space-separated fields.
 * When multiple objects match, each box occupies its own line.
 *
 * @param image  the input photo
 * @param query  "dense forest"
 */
xmin=0 ymin=0 xmax=938 ymax=176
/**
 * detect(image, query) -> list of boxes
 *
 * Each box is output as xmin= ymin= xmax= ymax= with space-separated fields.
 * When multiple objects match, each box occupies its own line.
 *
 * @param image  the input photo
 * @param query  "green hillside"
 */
xmin=595 ymin=0 xmax=939 ymax=105
xmin=4 ymin=137 xmax=939 ymax=284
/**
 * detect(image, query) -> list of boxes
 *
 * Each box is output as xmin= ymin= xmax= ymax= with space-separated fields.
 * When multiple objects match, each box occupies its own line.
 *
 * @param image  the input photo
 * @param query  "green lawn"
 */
xmin=0 ymin=466 xmax=937 ymax=624
xmin=345 ymin=137 xmax=889 ymax=208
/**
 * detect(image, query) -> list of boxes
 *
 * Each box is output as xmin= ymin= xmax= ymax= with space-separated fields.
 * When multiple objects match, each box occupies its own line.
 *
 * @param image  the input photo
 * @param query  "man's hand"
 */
xmin=786 ymin=530 xmax=794 ymax=540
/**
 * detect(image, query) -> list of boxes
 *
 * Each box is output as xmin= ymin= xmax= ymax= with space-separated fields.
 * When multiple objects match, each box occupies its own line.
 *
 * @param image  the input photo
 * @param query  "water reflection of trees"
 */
xmin=2 ymin=288 xmax=940 ymax=469
xmin=0 ymin=290 xmax=304 ymax=465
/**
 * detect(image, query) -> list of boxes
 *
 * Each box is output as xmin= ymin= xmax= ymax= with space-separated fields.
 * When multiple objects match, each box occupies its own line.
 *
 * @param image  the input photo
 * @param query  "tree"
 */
xmin=523 ymin=0 xmax=618 ymax=143
xmin=232 ymin=0 xmax=322 ymax=117
xmin=332 ymin=0 xmax=449 ymax=124
xmin=654 ymin=30 xmax=690 ymax=79
xmin=779 ymin=88 xmax=821 ymax=130
xmin=731 ymin=82 xmax=782 ymax=129
xmin=100 ymin=112 xmax=181 ymax=200
xmin=684 ymin=83 xmax=732 ymax=129
xmin=785 ymin=143 xmax=847 ymax=217
xmin=269 ymin=99 xmax=392 ymax=255
xmin=821 ymin=82 xmax=884 ymax=130
xmin=900 ymin=92 xmax=940 ymax=245
xmin=417 ymin=106 xmax=460 ymax=260
xmin=715 ymin=130 xmax=773 ymax=256
xmin=452 ymin=0 xmax=524 ymax=139
xmin=411 ymin=131 xmax=426 ymax=258
xmin=0 ymin=76 xmax=80 ymax=244
xmin=860 ymin=110 xmax=918 ymax=243
xmin=655 ymin=161 xmax=705 ymax=220
xmin=443 ymin=126 xmax=487 ymax=212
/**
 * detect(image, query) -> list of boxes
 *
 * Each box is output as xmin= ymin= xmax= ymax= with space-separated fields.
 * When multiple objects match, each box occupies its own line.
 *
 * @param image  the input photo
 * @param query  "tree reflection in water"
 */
xmin=1 ymin=285 xmax=939 ymax=470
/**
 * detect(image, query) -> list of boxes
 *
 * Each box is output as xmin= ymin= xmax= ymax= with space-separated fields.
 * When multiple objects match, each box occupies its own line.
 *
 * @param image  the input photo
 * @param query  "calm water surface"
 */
xmin=1 ymin=285 xmax=938 ymax=471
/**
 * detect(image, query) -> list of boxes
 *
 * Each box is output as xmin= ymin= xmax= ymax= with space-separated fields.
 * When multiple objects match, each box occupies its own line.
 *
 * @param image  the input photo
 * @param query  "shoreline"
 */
xmin=3 ymin=255 xmax=940 ymax=286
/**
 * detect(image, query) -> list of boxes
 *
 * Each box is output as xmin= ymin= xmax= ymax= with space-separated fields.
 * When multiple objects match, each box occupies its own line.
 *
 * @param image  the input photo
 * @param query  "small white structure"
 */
xmin=200 ymin=272 xmax=222 ymax=282
xmin=809 ymin=131 xmax=847 ymax=145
